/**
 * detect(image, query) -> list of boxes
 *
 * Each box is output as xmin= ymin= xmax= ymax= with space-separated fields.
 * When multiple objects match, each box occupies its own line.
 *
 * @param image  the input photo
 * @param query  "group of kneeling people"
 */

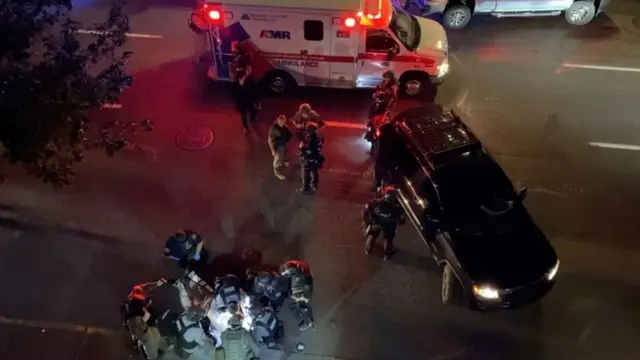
xmin=121 ymin=258 xmax=314 ymax=360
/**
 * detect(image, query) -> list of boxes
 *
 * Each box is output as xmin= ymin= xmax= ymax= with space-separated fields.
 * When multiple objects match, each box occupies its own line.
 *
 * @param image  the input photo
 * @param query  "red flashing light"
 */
xmin=344 ymin=17 xmax=356 ymax=27
xmin=208 ymin=10 xmax=221 ymax=20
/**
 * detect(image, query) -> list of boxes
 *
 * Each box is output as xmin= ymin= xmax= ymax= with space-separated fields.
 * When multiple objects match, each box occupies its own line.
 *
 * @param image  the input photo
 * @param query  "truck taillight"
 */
xmin=344 ymin=17 xmax=356 ymax=27
xmin=208 ymin=10 xmax=221 ymax=20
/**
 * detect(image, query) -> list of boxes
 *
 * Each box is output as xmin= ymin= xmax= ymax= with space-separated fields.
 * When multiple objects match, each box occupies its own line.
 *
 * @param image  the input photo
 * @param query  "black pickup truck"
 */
xmin=376 ymin=104 xmax=559 ymax=310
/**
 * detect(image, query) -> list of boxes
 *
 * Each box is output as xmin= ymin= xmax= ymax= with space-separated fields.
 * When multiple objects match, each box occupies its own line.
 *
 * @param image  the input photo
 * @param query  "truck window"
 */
xmin=365 ymin=29 xmax=397 ymax=53
xmin=304 ymin=20 xmax=324 ymax=41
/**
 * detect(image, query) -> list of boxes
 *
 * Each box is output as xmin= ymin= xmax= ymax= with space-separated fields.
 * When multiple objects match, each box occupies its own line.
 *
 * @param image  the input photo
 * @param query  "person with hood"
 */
xmin=232 ymin=67 xmax=260 ymax=134
xmin=221 ymin=314 xmax=261 ymax=360
xmin=291 ymin=103 xmax=325 ymax=141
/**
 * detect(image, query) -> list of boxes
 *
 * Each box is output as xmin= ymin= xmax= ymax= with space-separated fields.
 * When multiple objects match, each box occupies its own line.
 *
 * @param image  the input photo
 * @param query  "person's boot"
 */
xmin=383 ymin=247 xmax=397 ymax=261
xmin=274 ymin=170 xmax=286 ymax=180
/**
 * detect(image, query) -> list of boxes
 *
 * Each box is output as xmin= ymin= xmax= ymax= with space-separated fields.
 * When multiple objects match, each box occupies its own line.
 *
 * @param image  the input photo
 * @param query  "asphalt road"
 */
xmin=1 ymin=1 xmax=640 ymax=359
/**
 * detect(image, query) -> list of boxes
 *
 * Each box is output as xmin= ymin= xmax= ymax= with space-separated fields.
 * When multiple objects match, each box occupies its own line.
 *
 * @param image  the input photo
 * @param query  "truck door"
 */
xmin=356 ymin=28 xmax=401 ymax=89
xmin=329 ymin=18 xmax=359 ymax=88
xmin=300 ymin=17 xmax=332 ymax=87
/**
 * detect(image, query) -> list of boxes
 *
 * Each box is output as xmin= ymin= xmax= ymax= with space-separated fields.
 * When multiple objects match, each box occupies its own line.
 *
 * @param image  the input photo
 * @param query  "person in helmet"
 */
xmin=362 ymin=185 xmax=405 ymax=260
xmin=221 ymin=314 xmax=261 ymax=360
xmin=291 ymin=103 xmax=326 ymax=141
xmin=175 ymin=309 xmax=212 ymax=358
xmin=163 ymin=230 xmax=208 ymax=271
xmin=251 ymin=296 xmax=284 ymax=348
xmin=279 ymin=260 xmax=314 ymax=331
xmin=378 ymin=70 xmax=399 ymax=109
xmin=213 ymin=274 xmax=247 ymax=314
xmin=122 ymin=280 xmax=169 ymax=360
xmin=247 ymin=269 xmax=289 ymax=311
xmin=297 ymin=123 xmax=325 ymax=194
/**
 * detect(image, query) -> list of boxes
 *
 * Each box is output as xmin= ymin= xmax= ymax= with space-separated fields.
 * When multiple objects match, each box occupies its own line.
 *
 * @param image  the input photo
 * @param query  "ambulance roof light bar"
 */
xmin=358 ymin=0 xmax=391 ymax=27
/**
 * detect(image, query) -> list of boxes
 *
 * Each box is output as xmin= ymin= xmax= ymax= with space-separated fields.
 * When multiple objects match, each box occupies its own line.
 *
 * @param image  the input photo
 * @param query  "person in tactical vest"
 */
xmin=221 ymin=314 xmax=261 ymax=360
xmin=213 ymin=274 xmax=246 ymax=314
xmin=279 ymin=260 xmax=314 ymax=331
xmin=248 ymin=269 xmax=289 ymax=311
xmin=175 ymin=310 xmax=210 ymax=358
xmin=363 ymin=185 xmax=406 ymax=260
xmin=251 ymin=297 xmax=284 ymax=348
xmin=297 ymin=123 xmax=325 ymax=194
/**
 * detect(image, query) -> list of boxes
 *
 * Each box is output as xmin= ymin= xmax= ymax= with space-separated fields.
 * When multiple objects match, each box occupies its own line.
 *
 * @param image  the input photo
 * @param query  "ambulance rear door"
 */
xmin=299 ymin=15 xmax=332 ymax=87
xmin=328 ymin=17 xmax=358 ymax=88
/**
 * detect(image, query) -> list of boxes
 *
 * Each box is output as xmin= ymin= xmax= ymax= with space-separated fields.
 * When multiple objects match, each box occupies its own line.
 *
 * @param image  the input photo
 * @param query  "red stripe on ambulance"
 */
xmin=261 ymin=52 xmax=435 ymax=66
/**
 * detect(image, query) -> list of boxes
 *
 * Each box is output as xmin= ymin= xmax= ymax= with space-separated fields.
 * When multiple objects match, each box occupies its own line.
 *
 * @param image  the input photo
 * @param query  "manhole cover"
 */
xmin=175 ymin=125 xmax=214 ymax=151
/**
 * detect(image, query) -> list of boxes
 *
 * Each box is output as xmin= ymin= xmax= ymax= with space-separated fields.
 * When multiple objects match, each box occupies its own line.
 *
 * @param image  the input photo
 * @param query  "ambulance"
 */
xmin=192 ymin=0 xmax=449 ymax=97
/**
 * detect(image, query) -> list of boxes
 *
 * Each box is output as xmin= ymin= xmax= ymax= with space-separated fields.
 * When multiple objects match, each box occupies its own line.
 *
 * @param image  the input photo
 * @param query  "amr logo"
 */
xmin=259 ymin=30 xmax=291 ymax=39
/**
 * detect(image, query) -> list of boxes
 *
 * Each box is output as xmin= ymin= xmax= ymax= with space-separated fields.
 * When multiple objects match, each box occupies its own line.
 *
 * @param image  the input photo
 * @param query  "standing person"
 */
xmin=221 ymin=315 xmax=261 ymax=360
xmin=268 ymin=115 xmax=292 ymax=181
xmin=362 ymin=185 xmax=405 ymax=260
xmin=231 ymin=41 xmax=251 ymax=75
xmin=291 ymin=103 xmax=325 ymax=141
xmin=232 ymin=67 xmax=260 ymax=134
xmin=378 ymin=70 xmax=399 ymax=110
xmin=297 ymin=123 xmax=324 ymax=194
xmin=189 ymin=11 xmax=209 ymax=64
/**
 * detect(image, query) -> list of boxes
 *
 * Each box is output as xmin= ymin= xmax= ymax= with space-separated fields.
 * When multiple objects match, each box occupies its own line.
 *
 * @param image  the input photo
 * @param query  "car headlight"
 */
xmin=546 ymin=260 xmax=560 ymax=281
xmin=473 ymin=285 xmax=500 ymax=300
xmin=437 ymin=58 xmax=449 ymax=78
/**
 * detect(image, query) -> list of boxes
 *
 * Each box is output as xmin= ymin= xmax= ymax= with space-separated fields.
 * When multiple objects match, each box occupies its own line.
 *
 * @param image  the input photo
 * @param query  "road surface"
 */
xmin=1 ymin=1 xmax=640 ymax=359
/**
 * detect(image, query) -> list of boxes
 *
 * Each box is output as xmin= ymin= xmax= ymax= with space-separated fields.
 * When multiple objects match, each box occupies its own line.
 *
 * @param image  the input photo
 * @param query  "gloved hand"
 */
xmin=193 ymin=252 xmax=201 ymax=261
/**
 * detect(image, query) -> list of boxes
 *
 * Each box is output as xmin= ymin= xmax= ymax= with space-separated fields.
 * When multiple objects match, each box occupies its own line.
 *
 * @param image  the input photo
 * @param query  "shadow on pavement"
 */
xmin=566 ymin=13 xmax=621 ymax=40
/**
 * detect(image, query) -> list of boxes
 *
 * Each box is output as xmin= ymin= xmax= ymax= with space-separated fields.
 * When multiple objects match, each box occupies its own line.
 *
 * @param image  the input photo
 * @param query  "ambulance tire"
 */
xmin=399 ymin=72 xmax=430 ymax=98
xmin=264 ymin=70 xmax=297 ymax=95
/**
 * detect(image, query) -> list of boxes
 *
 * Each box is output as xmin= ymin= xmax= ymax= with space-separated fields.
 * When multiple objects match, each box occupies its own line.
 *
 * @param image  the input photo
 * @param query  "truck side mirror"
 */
xmin=518 ymin=187 xmax=528 ymax=201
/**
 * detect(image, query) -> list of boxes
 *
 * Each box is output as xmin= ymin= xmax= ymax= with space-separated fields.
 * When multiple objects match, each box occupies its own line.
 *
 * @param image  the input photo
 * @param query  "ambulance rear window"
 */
xmin=304 ymin=20 xmax=324 ymax=41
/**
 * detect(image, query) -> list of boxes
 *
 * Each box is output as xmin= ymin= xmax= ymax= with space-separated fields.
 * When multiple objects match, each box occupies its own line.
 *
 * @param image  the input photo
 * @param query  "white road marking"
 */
xmin=562 ymin=63 xmax=640 ymax=73
xmin=76 ymin=29 xmax=163 ymax=39
xmin=324 ymin=121 xmax=367 ymax=130
xmin=0 ymin=315 xmax=115 ymax=335
xmin=589 ymin=142 xmax=640 ymax=151
xmin=101 ymin=103 xmax=122 ymax=109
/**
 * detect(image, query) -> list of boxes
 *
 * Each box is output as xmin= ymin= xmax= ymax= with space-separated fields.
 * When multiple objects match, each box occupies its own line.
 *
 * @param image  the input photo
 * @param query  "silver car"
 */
xmin=418 ymin=0 xmax=611 ymax=29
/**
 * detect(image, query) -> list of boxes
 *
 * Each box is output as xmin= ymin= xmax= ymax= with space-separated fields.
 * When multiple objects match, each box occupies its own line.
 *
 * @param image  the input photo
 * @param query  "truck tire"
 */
xmin=565 ymin=1 xmax=596 ymax=26
xmin=441 ymin=264 xmax=463 ymax=305
xmin=443 ymin=4 xmax=472 ymax=30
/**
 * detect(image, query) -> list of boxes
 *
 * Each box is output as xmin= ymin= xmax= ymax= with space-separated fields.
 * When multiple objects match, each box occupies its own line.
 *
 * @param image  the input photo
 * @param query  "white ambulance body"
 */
xmin=196 ymin=0 xmax=449 ymax=97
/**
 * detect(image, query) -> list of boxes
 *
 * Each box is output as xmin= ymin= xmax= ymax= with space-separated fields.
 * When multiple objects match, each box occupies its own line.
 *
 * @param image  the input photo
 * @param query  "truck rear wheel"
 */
xmin=443 ymin=4 xmax=472 ymax=30
xmin=565 ymin=1 xmax=596 ymax=26
xmin=441 ymin=264 xmax=463 ymax=305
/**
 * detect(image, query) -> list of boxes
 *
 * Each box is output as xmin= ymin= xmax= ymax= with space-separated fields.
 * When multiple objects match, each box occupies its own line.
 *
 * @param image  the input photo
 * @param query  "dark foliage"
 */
xmin=0 ymin=0 xmax=154 ymax=186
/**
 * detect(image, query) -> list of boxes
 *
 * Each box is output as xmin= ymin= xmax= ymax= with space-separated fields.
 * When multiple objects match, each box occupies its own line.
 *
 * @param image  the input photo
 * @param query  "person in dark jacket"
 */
xmin=268 ymin=115 xmax=292 ymax=180
xmin=297 ymin=123 xmax=324 ymax=194
xmin=232 ymin=67 xmax=260 ymax=134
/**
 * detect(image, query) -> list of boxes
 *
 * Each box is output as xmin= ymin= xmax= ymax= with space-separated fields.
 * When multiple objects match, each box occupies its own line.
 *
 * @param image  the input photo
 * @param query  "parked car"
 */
xmin=376 ymin=104 xmax=559 ymax=309
xmin=419 ymin=0 xmax=611 ymax=29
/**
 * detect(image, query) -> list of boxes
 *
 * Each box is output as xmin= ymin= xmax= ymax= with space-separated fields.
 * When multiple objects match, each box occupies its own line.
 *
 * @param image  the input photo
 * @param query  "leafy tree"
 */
xmin=0 ymin=0 xmax=153 ymax=187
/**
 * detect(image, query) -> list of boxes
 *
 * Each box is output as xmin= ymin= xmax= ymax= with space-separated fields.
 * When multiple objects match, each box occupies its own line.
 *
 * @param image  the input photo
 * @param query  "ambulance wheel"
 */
xmin=265 ymin=71 xmax=296 ymax=95
xmin=441 ymin=264 xmax=463 ymax=306
xmin=399 ymin=72 xmax=429 ymax=98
